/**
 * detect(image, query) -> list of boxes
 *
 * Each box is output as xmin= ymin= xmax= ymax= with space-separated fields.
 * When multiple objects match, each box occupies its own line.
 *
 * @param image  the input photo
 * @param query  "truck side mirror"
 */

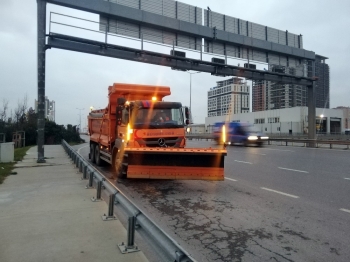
xmin=116 ymin=105 xmax=123 ymax=126
xmin=184 ymin=107 xmax=190 ymax=120
xmin=117 ymin=97 xmax=126 ymax=105
xmin=185 ymin=119 xmax=190 ymax=125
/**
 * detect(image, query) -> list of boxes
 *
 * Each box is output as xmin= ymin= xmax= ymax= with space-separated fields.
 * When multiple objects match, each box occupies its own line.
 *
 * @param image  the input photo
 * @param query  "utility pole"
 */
xmin=37 ymin=0 xmax=46 ymax=163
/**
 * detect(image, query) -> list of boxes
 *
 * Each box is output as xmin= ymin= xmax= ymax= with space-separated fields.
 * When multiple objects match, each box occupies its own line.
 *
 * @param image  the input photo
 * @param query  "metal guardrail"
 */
xmin=186 ymin=134 xmax=350 ymax=149
xmin=268 ymin=138 xmax=350 ymax=149
xmin=61 ymin=140 xmax=195 ymax=262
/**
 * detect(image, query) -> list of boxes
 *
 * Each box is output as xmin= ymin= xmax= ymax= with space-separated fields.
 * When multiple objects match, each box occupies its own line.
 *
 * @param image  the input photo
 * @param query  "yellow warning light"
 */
xmin=127 ymin=124 xmax=133 ymax=141
xmin=222 ymin=124 xmax=226 ymax=144
xmin=152 ymin=96 xmax=157 ymax=101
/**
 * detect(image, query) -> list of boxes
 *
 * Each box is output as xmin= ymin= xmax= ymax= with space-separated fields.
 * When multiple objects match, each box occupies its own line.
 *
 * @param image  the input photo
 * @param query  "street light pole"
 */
xmin=187 ymin=71 xmax=201 ymax=123
xmin=76 ymin=108 xmax=84 ymax=133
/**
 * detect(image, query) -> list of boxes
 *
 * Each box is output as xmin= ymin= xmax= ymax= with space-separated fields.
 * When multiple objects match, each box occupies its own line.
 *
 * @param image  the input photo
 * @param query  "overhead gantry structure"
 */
xmin=37 ymin=0 xmax=318 ymax=161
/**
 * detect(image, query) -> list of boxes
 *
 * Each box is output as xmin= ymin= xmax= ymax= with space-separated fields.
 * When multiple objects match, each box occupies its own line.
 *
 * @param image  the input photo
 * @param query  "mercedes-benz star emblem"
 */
xmin=158 ymin=138 xmax=166 ymax=146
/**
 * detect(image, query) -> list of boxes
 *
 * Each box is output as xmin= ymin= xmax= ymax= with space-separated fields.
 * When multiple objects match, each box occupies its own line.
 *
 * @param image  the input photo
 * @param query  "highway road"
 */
xmin=76 ymin=139 xmax=350 ymax=262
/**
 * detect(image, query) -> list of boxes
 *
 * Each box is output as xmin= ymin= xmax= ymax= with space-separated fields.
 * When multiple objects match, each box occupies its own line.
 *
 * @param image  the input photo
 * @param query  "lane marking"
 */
xmin=263 ymin=148 xmax=294 ymax=152
xmin=226 ymin=150 xmax=266 ymax=156
xmin=234 ymin=160 xmax=253 ymax=164
xmin=225 ymin=177 xmax=237 ymax=182
xmin=278 ymin=167 xmax=309 ymax=173
xmin=261 ymin=187 xmax=299 ymax=199
xmin=340 ymin=208 xmax=350 ymax=214
xmin=77 ymin=145 xmax=89 ymax=154
xmin=344 ymin=178 xmax=350 ymax=180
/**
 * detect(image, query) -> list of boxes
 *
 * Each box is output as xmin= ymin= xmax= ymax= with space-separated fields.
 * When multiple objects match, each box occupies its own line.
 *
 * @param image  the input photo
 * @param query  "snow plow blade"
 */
xmin=124 ymin=148 xmax=226 ymax=180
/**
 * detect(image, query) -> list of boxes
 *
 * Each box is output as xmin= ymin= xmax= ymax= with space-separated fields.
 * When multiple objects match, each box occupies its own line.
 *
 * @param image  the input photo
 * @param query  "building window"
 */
xmin=268 ymin=117 xmax=280 ymax=123
xmin=254 ymin=118 xmax=265 ymax=124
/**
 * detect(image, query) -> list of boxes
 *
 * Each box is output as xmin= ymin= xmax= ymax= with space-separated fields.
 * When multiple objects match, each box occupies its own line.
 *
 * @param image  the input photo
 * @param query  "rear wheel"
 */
xmin=90 ymin=144 xmax=96 ymax=163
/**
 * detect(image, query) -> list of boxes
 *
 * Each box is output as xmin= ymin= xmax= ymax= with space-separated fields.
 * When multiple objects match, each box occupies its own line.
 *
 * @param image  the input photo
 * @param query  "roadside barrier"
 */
xmin=61 ymin=140 xmax=195 ymax=262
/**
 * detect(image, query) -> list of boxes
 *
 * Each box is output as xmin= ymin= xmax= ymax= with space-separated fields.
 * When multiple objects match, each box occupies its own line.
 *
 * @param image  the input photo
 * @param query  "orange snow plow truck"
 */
xmin=88 ymin=83 xmax=226 ymax=180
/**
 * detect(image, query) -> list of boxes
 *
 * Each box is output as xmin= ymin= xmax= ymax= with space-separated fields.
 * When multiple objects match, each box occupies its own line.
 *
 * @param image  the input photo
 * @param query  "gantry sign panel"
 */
xmin=100 ymin=0 xmax=313 ymax=77
xmin=100 ymin=0 xmax=203 ymax=51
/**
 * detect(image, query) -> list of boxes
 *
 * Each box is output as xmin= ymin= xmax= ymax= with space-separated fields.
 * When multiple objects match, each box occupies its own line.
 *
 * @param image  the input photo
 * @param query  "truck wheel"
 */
xmin=90 ymin=144 xmax=96 ymax=163
xmin=95 ymin=145 xmax=102 ymax=166
xmin=113 ymin=150 xmax=126 ymax=179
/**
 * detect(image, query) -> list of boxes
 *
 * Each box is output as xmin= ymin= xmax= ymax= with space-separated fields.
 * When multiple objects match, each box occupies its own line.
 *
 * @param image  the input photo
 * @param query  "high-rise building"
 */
xmin=35 ymin=96 xmax=55 ymax=121
xmin=314 ymin=55 xmax=330 ymax=108
xmin=252 ymin=80 xmax=266 ymax=112
xmin=207 ymin=77 xmax=250 ymax=117
xmin=252 ymin=81 xmax=307 ymax=111
xmin=253 ymin=55 xmax=330 ymax=112
xmin=253 ymin=63 xmax=309 ymax=111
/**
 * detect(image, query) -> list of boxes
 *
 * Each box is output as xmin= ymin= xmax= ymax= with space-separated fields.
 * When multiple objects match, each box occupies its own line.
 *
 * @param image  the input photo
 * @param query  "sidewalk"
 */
xmin=0 ymin=145 xmax=149 ymax=262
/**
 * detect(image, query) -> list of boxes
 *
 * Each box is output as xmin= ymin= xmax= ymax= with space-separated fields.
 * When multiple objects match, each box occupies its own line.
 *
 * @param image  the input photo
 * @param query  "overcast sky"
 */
xmin=1 ymin=0 xmax=350 ymax=129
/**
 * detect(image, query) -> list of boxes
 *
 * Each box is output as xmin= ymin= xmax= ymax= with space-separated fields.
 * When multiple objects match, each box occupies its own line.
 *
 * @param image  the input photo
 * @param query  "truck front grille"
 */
xmin=136 ymin=137 xmax=183 ymax=148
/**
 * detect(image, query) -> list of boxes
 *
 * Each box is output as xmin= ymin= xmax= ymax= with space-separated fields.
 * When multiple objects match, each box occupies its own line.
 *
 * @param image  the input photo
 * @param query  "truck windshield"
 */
xmin=131 ymin=108 xmax=185 ymax=129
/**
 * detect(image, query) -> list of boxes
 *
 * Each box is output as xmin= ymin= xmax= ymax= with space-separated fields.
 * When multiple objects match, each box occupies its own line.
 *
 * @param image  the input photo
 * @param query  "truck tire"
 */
xmin=113 ymin=149 xmax=127 ymax=179
xmin=90 ymin=144 xmax=96 ymax=163
xmin=95 ymin=145 xmax=102 ymax=166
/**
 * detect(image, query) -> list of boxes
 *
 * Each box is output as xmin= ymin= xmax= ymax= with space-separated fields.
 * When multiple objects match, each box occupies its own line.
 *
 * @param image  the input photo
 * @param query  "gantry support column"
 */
xmin=37 ymin=0 xmax=46 ymax=163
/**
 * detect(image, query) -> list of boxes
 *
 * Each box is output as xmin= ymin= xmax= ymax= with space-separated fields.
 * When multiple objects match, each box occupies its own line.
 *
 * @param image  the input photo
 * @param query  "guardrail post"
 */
xmin=91 ymin=180 xmax=103 ymax=202
xmin=102 ymin=193 xmax=117 ymax=221
xmin=75 ymin=156 xmax=79 ymax=168
xmin=85 ymin=170 xmax=94 ymax=189
xmin=82 ymin=165 xmax=88 ymax=180
xmin=118 ymin=216 xmax=140 ymax=254
xmin=79 ymin=159 xmax=83 ymax=173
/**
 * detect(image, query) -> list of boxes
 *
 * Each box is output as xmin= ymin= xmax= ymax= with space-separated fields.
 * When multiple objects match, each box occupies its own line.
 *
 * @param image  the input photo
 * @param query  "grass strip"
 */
xmin=0 ymin=146 xmax=32 ymax=184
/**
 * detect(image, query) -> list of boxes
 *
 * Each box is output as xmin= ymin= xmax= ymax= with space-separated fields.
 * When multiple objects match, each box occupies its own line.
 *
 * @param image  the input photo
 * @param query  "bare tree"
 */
xmin=0 ymin=99 xmax=9 ymax=122
xmin=14 ymin=95 xmax=28 ymax=128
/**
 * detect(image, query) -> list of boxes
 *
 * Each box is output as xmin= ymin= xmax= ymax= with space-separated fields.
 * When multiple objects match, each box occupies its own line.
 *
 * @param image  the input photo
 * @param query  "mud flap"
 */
xmin=125 ymin=148 xmax=226 ymax=180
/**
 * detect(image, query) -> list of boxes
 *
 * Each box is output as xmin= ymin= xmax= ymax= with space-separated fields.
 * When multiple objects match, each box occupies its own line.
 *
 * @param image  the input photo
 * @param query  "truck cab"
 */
xmin=117 ymin=100 xmax=187 ymax=148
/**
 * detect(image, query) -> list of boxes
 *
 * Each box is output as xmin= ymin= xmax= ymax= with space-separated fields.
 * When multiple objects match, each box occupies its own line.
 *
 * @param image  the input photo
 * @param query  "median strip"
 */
xmin=234 ymin=160 xmax=252 ymax=164
xmin=278 ymin=167 xmax=309 ymax=173
xmin=261 ymin=187 xmax=299 ymax=199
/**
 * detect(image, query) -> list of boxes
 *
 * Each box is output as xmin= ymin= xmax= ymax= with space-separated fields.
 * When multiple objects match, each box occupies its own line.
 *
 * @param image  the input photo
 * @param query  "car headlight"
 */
xmin=261 ymin=136 xmax=269 ymax=140
xmin=248 ymin=136 xmax=258 ymax=140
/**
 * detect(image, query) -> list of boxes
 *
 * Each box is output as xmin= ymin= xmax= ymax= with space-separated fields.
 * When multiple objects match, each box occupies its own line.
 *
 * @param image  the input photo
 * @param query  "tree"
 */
xmin=0 ymin=95 xmax=83 ymax=145
xmin=14 ymin=95 xmax=28 ymax=130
